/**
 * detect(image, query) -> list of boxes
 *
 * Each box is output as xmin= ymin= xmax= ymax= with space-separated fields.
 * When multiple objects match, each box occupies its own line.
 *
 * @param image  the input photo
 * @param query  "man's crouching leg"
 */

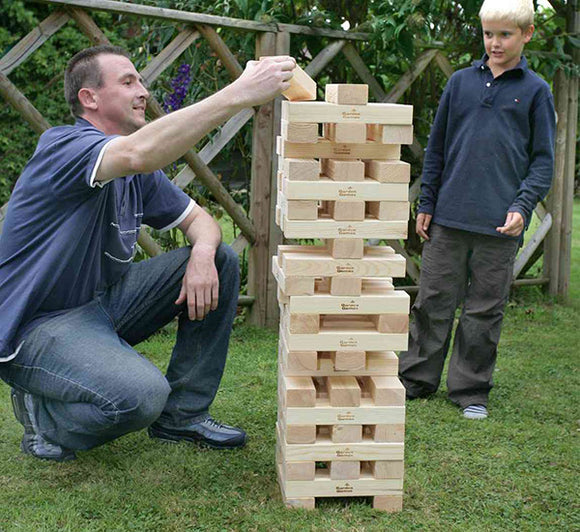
xmin=148 ymin=244 xmax=246 ymax=449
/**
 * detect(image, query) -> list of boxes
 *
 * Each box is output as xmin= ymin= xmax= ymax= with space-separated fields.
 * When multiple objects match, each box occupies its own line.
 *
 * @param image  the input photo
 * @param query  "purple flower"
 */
xmin=163 ymin=63 xmax=193 ymax=113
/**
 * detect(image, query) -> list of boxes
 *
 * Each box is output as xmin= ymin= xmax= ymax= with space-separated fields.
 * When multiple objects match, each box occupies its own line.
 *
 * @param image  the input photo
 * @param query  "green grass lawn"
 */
xmin=0 ymin=203 xmax=578 ymax=531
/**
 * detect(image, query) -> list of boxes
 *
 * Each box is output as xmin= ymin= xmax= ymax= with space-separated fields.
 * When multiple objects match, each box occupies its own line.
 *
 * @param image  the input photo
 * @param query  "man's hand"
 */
xmin=496 ymin=211 xmax=524 ymax=237
xmin=233 ymin=56 xmax=296 ymax=108
xmin=175 ymin=244 xmax=219 ymax=321
xmin=416 ymin=213 xmax=433 ymax=240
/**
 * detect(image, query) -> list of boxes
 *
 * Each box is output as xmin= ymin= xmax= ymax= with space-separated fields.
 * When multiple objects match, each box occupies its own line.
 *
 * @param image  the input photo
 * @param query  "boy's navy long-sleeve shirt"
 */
xmin=418 ymin=55 xmax=555 ymax=237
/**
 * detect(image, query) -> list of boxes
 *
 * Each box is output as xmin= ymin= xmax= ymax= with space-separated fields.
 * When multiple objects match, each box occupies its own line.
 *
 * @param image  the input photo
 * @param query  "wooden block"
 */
xmin=371 ymin=461 xmax=404 ymax=479
xmin=371 ymin=424 xmax=405 ymax=442
xmin=371 ymin=314 xmax=409 ymax=334
xmin=329 ymin=461 xmax=360 ymax=480
xmin=323 ymin=159 xmax=365 ymax=181
xmin=325 ymin=122 xmax=367 ymax=144
xmin=373 ymin=495 xmax=403 ymax=512
xmin=284 ymin=497 xmax=316 ymax=510
xmin=282 ymin=176 xmax=409 ymax=201
xmin=289 ymin=313 xmax=320 ymax=334
xmin=328 ymin=201 xmax=365 ymax=221
xmin=281 ymin=101 xmax=413 ymax=125
xmin=286 ymin=290 xmax=409 ymax=315
xmin=367 ymin=124 xmax=414 ymax=144
xmin=366 ymin=376 xmax=406 ymax=406
xmin=278 ymin=137 xmax=401 ymax=161
xmin=286 ymin=200 xmax=319 ymax=220
xmin=364 ymin=160 xmax=410 ymax=183
xmin=286 ymin=402 xmax=405 ymax=426
xmin=330 ymin=277 xmax=362 ymax=296
xmin=327 ymin=376 xmax=361 ymax=407
xmin=328 ymin=239 xmax=364 ymax=259
xmin=287 ymin=350 xmax=318 ymax=372
xmin=272 ymin=255 xmax=315 ymax=295
xmin=286 ymin=461 xmax=316 ymax=481
xmin=281 ymin=120 xmax=318 ymax=143
xmin=325 ymin=84 xmax=369 ymax=105
xmin=283 ymin=376 xmax=316 ymax=407
xmin=367 ymin=201 xmax=410 ymax=221
xmin=282 ymin=158 xmax=320 ymax=181
xmin=281 ymin=217 xmax=407 ymax=240
xmin=332 ymin=351 xmax=366 ymax=371
xmin=278 ymin=245 xmax=405 ymax=279
xmin=282 ymin=63 xmax=317 ymax=101
xmin=286 ymin=425 xmax=317 ymax=444
xmin=331 ymin=424 xmax=363 ymax=443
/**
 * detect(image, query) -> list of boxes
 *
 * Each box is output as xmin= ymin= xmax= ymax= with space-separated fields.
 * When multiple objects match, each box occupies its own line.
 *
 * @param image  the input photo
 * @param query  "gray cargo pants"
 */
xmin=398 ymin=223 xmax=519 ymax=408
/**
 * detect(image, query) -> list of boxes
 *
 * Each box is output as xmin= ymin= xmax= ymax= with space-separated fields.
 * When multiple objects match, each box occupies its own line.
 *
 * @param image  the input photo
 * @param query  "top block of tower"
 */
xmin=283 ymin=64 xmax=317 ymax=101
xmin=325 ymin=84 xmax=368 ymax=105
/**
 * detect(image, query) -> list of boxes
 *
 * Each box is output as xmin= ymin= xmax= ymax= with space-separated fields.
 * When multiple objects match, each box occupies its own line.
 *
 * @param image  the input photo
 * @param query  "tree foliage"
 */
xmin=0 ymin=0 xmax=577 ymax=208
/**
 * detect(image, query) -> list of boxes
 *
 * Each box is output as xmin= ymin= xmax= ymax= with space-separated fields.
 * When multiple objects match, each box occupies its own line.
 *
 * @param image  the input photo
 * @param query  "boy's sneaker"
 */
xmin=463 ymin=404 xmax=489 ymax=420
xmin=148 ymin=415 xmax=247 ymax=449
xmin=11 ymin=389 xmax=76 ymax=462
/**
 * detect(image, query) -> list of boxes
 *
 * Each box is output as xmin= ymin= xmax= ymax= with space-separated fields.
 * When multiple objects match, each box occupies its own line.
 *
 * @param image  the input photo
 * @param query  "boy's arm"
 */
xmin=416 ymin=80 xmax=452 ymax=239
xmin=501 ymin=90 xmax=556 ymax=233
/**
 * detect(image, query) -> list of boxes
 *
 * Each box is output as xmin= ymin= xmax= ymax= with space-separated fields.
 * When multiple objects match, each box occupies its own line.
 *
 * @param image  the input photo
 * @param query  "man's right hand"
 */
xmin=233 ymin=56 xmax=296 ymax=108
xmin=416 ymin=212 xmax=432 ymax=240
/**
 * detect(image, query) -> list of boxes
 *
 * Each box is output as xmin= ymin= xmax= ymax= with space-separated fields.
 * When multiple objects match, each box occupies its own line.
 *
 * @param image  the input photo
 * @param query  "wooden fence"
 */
xmin=1 ymin=0 xmax=577 ymax=328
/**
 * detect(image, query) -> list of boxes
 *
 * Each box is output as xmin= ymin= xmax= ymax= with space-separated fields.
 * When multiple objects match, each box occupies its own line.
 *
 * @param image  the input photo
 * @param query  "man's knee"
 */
xmin=112 ymin=374 xmax=170 ymax=431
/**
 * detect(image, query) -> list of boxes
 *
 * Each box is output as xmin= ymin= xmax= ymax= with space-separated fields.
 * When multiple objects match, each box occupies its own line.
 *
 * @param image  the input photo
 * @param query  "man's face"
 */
xmin=92 ymin=54 xmax=150 ymax=135
xmin=482 ymin=19 xmax=534 ymax=74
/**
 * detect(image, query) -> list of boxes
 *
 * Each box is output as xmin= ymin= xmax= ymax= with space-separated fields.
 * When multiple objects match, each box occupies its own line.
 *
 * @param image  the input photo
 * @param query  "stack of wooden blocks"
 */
xmin=273 ymin=83 xmax=413 ymax=511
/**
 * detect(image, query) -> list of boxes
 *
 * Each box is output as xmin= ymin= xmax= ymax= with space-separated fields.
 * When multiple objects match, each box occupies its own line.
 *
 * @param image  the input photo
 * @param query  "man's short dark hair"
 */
xmin=64 ymin=45 xmax=130 ymax=117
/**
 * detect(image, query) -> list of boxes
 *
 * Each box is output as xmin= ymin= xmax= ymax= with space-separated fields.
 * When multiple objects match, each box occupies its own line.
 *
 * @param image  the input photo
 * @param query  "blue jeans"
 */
xmin=0 ymin=244 xmax=239 ymax=450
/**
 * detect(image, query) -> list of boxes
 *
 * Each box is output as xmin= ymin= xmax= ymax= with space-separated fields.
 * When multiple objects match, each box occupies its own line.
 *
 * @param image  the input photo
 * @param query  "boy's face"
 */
xmin=481 ymin=19 xmax=534 ymax=75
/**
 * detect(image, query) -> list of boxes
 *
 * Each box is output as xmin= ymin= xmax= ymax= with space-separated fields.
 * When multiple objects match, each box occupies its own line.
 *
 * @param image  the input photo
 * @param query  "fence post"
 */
xmin=247 ymin=32 xmax=277 ymax=326
xmin=544 ymin=69 xmax=568 ymax=296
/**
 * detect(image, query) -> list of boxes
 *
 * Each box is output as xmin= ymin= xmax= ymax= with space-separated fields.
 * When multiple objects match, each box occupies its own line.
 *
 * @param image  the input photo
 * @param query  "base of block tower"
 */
xmin=373 ymin=494 xmax=403 ymax=512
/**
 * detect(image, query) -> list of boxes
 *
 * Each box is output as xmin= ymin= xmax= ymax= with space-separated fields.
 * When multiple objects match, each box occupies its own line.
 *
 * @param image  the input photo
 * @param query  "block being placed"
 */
xmin=325 ymin=84 xmax=369 ymax=105
xmin=283 ymin=63 xmax=317 ymax=101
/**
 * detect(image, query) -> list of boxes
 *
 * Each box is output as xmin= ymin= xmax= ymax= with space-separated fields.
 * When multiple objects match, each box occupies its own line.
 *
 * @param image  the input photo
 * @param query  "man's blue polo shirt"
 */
xmin=0 ymin=118 xmax=194 ymax=360
xmin=418 ymin=55 xmax=555 ymax=236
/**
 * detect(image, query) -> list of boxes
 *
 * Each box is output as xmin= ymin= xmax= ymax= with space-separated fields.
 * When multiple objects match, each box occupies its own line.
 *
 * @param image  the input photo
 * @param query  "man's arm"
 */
xmin=175 ymin=205 xmax=222 ymax=321
xmin=96 ymin=56 xmax=295 ymax=181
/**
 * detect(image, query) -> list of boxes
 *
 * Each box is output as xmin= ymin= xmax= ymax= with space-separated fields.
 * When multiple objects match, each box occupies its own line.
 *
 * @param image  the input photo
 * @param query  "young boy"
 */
xmin=398 ymin=0 xmax=555 ymax=419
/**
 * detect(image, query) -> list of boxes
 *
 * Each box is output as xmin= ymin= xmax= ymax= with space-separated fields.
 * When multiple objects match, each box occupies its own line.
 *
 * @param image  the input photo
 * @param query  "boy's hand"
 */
xmin=416 ymin=213 xmax=433 ymax=240
xmin=496 ymin=211 xmax=524 ymax=237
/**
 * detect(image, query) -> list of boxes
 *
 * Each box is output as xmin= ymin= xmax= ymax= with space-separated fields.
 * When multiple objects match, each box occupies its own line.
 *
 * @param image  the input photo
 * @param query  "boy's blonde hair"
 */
xmin=479 ymin=0 xmax=535 ymax=30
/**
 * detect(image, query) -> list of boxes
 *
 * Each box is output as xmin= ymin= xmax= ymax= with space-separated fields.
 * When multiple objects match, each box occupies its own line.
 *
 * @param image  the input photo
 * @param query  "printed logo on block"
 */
xmin=341 ymin=108 xmax=361 ymax=120
xmin=338 ymin=187 xmax=357 ymax=198
xmin=340 ymin=301 xmax=359 ymax=311
xmin=332 ymin=145 xmax=353 ymax=156
xmin=338 ymin=226 xmax=357 ymax=236
xmin=336 ymin=265 xmax=355 ymax=273
xmin=336 ymin=483 xmax=354 ymax=494
xmin=339 ymin=338 xmax=358 ymax=348
xmin=336 ymin=448 xmax=354 ymax=458
xmin=337 ymin=411 xmax=356 ymax=421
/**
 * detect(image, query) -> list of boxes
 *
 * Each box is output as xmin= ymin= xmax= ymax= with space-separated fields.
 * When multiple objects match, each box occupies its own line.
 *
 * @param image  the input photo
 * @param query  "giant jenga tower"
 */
xmin=273 ymin=83 xmax=413 ymax=511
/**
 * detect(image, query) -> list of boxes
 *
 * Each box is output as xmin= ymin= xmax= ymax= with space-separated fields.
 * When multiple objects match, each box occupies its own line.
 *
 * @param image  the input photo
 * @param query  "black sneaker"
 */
xmin=148 ymin=415 xmax=247 ymax=449
xmin=11 ymin=389 xmax=76 ymax=462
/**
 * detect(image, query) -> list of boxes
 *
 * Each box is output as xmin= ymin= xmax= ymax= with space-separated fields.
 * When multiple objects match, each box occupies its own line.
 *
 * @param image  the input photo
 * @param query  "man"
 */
xmin=0 ymin=45 xmax=295 ymax=461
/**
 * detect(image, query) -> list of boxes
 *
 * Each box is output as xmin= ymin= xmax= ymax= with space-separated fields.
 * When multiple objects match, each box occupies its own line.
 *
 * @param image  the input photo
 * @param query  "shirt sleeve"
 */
xmin=418 ymin=76 xmax=453 ymax=215
xmin=508 ymin=85 xmax=556 ymax=225
xmin=46 ymin=126 xmax=119 ymax=200
xmin=141 ymin=170 xmax=197 ymax=231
